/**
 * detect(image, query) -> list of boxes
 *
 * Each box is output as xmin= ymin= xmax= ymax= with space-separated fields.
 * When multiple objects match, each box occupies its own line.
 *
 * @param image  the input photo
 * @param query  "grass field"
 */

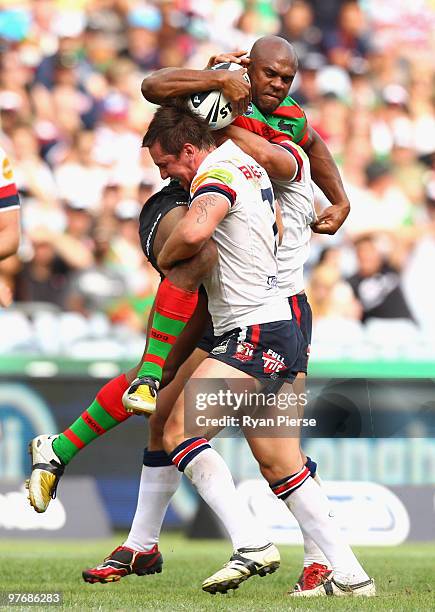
xmin=0 ymin=534 xmax=433 ymax=611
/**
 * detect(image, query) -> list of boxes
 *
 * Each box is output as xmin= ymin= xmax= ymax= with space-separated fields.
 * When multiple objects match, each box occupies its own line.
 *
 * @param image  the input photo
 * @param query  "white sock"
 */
xmin=303 ymin=533 xmax=331 ymax=568
xmin=123 ymin=464 xmax=181 ymax=552
xmin=302 ymin=473 xmax=331 ymax=568
xmin=185 ymin=448 xmax=268 ymax=551
xmin=285 ymin=477 xmax=369 ymax=584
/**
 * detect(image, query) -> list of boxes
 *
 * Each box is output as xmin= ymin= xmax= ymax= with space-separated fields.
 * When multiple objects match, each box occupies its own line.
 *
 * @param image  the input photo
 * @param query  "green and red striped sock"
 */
xmin=137 ymin=279 xmax=198 ymax=383
xmin=52 ymin=374 xmax=130 ymax=465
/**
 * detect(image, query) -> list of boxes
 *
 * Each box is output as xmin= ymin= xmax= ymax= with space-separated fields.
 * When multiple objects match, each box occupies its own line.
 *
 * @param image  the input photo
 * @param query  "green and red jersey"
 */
xmin=233 ymin=95 xmax=309 ymax=147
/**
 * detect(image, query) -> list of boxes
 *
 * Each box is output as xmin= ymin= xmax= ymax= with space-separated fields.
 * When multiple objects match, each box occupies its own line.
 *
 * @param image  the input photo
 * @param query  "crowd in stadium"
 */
xmin=0 ymin=0 xmax=434 ymax=359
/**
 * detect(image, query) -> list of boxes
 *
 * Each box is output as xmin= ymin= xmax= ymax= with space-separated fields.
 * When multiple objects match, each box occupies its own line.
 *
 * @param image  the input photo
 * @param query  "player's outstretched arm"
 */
xmin=303 ymin=127 xmax=350 ymax=234
xmin=219 ymin=125 xmax=297 ymax=181
xmin=141 ymin=68 xmax=251 ymax=117
xmin=158 ymin=193 xmax=228 ymax=272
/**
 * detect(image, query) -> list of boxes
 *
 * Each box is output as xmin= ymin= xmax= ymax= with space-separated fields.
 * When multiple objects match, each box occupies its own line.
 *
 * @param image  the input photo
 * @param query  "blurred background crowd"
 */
xmin=0 ymin=0 xmax=434 ymax=361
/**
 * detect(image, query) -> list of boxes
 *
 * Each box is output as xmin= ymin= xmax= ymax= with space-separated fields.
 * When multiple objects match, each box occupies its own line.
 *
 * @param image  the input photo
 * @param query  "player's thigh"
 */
xmin=128 ymin=207 xmax=188 ymax=382
xmin=246 ymin=381 xmax=304 ymax=482
xmin=163 ymin=357 xmax=252 ymax=450
xmin=130 ymin=280 xmax=210 ymax=390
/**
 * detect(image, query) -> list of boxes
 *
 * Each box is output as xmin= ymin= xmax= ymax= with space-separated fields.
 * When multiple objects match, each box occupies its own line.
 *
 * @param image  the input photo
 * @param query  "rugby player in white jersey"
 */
xmin=80 ymin=124 xmax=336 ymax=595
xmin=113 ymin=104 xmax=374 ymax=597
xmin=30 ymin=107 xmax=373 ymax=595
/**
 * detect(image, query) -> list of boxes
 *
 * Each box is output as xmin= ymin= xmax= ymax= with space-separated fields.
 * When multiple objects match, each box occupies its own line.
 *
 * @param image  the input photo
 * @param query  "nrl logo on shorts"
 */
xmin=211 ymin=339 xmax=230 ymax=355
xmin=233 ymin=341 xmax=255 ymax=362
xmin=262 ymin=349 xmax=286 ymax=374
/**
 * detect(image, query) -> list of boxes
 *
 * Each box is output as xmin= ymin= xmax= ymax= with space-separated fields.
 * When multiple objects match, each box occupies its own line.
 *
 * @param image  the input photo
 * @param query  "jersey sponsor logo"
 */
xmin=262 ymin=349 xmax=286 ymax=374
xmin=211 ymin=338 xmax=230 ymax=355
xmin=238 ymin=164 xmax=263 ymax=180
xmin=266 ymin=276 xmax=277 ymax=290
xmin=233 ymin=341 xmax=255 ymax=362
xmin=2 ymin=156 xmax=13 ymax=181
xmin=244 ymin=103 xmax=254 ymax=116
xmin=277 ymin=119 xmax=295 ymax=135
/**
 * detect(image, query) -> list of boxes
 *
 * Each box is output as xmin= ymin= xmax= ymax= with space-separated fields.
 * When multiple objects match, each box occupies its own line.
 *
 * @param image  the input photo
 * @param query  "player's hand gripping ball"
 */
xmin=188 ymin=62 xmax=251 ymax=130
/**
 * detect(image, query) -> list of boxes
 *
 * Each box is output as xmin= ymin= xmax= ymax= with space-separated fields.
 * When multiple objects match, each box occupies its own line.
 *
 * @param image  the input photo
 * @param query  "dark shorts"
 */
xmin=196 ymin=292 xmax=312 ymax=375
xmin=196 ymin=319 xmax=217 ymax=353
xmin=289 ymin=293 xmax=312 ymax=374
xmin=207 ymin=319 xmax=303 ymax=384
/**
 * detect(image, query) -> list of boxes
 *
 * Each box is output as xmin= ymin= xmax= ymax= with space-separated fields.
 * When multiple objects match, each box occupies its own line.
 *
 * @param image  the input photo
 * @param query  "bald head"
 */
xmin=250 ymin=36 xmax=298 ymax=69
xmin=248 ymin=36 xmax=298 ymax=114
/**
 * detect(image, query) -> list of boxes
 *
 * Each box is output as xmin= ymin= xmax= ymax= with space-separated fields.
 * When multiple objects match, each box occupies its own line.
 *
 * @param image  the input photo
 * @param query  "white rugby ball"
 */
xmin=188 ymin=62 xmax=250 ymax=130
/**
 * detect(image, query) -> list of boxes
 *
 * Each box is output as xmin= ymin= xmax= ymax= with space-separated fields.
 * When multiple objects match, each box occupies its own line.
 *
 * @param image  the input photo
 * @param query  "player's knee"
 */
xmin=258 ymin=461 xmax=280 ymax=484
xmin=167 ymin=263 xmax=197 ymax=291
xmin=168 ymin=240 xmax=217 ymax=290
xmin=162 ymin=422 xmax=183 ymax=455
xmin=148 ymin=412 xmax=167 ymax=442
xmin=258 ymin=459 xmax=302 ymax=485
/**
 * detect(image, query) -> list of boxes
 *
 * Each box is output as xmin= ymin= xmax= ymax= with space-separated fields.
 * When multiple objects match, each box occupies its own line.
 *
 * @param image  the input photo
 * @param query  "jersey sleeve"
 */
xmin=0 ymin=149 xmax=20 ymax=212
xmin=272 ymin=139 xmax=304 ymax=182
xmin=190 ymin=165 xmax=237 ymax=209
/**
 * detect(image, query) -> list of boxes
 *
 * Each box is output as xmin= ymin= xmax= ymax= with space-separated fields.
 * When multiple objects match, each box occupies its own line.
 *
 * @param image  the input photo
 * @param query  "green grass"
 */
xmin=0 ymin=535 xmax=433 ymax=611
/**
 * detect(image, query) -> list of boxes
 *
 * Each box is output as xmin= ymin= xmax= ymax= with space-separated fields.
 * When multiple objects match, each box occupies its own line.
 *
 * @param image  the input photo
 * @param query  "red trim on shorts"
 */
xmin=250 ymin=324 xmax=260 ymax=347
xmin=291 ymin=296 xmax=302 ymax=327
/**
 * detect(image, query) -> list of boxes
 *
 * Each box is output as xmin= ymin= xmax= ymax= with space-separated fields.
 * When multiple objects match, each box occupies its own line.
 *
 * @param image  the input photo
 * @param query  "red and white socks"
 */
xmin=170 ymin=438 xmax=269 ymax=551
xmin=270 ymin=468 xmax=369 ymax=585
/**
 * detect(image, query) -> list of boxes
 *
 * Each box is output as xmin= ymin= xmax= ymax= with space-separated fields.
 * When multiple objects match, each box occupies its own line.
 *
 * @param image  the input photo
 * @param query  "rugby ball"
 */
xmin=188 ymin=62 xmax=250 ymax=130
